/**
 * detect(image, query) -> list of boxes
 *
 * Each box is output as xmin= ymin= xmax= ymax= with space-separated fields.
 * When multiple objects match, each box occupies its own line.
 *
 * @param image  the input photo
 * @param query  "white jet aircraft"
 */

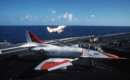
xmin=47 ymin=25 xmax=67 ymax=33
xmin=20 ymin=31 xmax=119 ymax=72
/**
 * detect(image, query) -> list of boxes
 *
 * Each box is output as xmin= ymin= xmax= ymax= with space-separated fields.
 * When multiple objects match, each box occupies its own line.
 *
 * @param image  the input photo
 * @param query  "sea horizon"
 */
xmin=0 ymin=25 xmax=130 ymax=27
xmin=0 ymin=25 xmax=130 ymax=43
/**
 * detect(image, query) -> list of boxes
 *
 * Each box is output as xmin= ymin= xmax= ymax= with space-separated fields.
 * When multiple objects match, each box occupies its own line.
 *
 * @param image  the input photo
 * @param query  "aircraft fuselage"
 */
xmin=31 ymin=45 xmax=82 ymax=58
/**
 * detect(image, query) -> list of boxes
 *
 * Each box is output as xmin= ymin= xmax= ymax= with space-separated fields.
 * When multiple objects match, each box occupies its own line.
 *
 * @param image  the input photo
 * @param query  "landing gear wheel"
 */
xmin=40 ymin=49 xmax=44 ymax=53
xmin=39 ymin=49 xmax=45 ymax=55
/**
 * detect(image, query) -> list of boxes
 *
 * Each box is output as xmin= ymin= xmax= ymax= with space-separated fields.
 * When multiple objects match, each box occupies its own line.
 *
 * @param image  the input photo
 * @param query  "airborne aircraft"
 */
xmin=47 ymin=25 xmax=67 ymax=33
xmin=20 ymin=31 xmax=119 ymax=71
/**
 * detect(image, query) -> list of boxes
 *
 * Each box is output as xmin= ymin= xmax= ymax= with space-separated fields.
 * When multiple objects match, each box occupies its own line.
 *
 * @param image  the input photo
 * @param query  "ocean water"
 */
xmin=0 ymin=26 xmax=130 ymax=43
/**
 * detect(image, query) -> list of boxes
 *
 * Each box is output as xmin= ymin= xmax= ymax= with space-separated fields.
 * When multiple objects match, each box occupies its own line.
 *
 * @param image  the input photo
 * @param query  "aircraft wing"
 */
xmin=57 ymin=25 xmax=67 ymax=30
xmin=34 ymin=58 xmax=78 ymax=71
xmin=19 ymin=43 xmax=38 ymax=47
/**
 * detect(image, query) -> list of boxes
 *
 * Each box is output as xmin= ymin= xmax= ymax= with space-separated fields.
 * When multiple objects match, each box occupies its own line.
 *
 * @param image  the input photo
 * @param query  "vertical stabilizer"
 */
xmin=26 ymin=31 xmax=32 ymax=43
xmin=47 ymin=27 xmax=53 ymax=31
xmin=26 ymin=31 xmax=46 ymax=45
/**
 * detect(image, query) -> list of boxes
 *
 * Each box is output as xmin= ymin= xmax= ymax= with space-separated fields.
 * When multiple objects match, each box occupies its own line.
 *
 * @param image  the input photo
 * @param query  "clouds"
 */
xmin=91 ymin=14 xmax=95 ymax=18
xmin=0 ymin=0 xmax=130 ymax=26
xmin=48 ymin=9 xmax=56 ymax=14
xmin=3 ymin=9 xmax=95 ymax=25
xmin=84 ymin=14 xmax=96 ymax=23
xmin=0 ymin=6 xmax=95 ymax=25
xmin=42 ymin=12 xmax=74 ymax=24
xmin=47 ymin=8 xmax=74 ymax=22
xmin=51 ymin=18 xmax=55 ymax=22
xmin=19 ymin=12 xmax=78 ymax=25
xmin=20 ymin=14 xmax=37 ymax=22
xmin=63 ymin=13 xmax=73 ymax=22
xmin=52 ymin=10 xmax=56 ymax=14
xmin=55 ymin=12 xmax=75 ymax=23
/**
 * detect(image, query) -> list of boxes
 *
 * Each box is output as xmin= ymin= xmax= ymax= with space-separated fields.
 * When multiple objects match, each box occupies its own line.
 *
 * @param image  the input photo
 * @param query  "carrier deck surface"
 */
xmin=0 ymin=33 xmax=130 ymax=80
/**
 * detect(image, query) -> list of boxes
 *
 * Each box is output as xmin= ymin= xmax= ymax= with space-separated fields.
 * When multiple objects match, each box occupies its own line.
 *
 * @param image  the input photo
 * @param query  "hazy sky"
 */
xmin=0 ymin=0 xmax=130 ymax=26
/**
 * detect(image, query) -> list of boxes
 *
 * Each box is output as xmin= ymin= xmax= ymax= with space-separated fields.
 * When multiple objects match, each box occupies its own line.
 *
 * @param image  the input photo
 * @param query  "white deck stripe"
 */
xmin=0 ymin=42 xmax=6 ymax=44
xmin=3 ymin=48 xmax=28 ymax=54
xmin=0 ymin=46 xmax=21 ymax=51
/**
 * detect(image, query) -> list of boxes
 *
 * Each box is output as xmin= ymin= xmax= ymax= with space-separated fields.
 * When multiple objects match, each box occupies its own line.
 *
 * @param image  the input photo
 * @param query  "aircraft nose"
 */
xmin=100 ymin=52 xmax=119 ymax=59
xmin=109 ymin=54 xmax=119 ymax=59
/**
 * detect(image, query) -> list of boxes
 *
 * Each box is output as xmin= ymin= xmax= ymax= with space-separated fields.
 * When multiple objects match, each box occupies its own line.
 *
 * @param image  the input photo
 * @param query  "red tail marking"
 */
xmin=100 ymin=52 xmax=119 ymax=59
xmin=28 ymin=31 xmax=46 ymax=44
xmin=40 ymin=60 xmax=69 ymax=70
xmin=48 ymin=27 xmax=53 ymax=30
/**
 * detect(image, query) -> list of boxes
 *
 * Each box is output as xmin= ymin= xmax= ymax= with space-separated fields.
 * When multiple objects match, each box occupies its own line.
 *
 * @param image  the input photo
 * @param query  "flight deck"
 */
xmin=0 ymin=32 xmax=130 ymax=80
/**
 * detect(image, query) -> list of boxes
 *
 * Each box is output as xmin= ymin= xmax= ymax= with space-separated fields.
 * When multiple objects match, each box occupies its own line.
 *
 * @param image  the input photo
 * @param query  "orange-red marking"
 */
xmin=48 ymin=27 xmax=53 ymax=30
xmin=40 ymin=60 xmax=70 ymax=70
xmin=100 ymin=52 xmax=119 ymax=59
xmin=28 ymin=31 xmax=46 ymax=44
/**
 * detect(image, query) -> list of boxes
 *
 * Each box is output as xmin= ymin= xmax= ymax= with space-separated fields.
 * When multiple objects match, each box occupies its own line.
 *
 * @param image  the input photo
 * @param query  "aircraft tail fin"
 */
xmin=26 ymin=31 xmax=46 ymax=45
xmin=47 ymin=27 xmax=53 ymax=31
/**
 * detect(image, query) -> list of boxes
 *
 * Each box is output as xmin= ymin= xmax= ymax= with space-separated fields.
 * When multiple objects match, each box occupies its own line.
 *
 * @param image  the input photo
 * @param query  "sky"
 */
xmin=0 ymin=0 xmax=130 ymax=26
